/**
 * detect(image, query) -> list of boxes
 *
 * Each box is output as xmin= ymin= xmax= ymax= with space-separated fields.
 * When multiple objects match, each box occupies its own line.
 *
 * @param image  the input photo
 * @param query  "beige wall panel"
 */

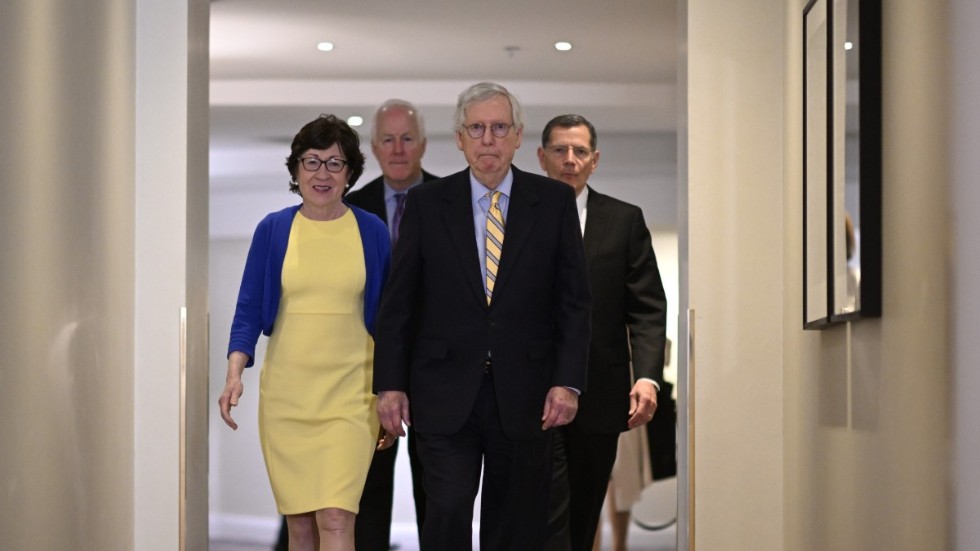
xmin=689 ymin=0 xmax=951 ymax=549
xmin=686 ymin=0 xmax=787 ymax=548
xmin=0 ymin=1 xmax=209 ymax=550
xmin=0 ymin=1 xmax=137 ymax=549
xmin=783 ymin=1 xmax=950 ymax=550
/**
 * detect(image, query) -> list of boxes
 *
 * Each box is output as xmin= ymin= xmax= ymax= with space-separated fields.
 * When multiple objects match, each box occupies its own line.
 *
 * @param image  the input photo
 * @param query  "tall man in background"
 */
xmin=538 ymin=114 xmax=668 ymax=551
xmin=345 ymin=99 xmax=437 ymax=550
xmin=374 ymin=82 xmax=592 ymax=550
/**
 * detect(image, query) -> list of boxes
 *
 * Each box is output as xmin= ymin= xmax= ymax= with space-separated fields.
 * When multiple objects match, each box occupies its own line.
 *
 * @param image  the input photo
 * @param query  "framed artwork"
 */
xmin=803 ymin=0 xmax=881 ymax=330
xmin=829 ymin=0 xmax=881 ymax=322
xmin=804 ymin=0 xmax=831 ymax=329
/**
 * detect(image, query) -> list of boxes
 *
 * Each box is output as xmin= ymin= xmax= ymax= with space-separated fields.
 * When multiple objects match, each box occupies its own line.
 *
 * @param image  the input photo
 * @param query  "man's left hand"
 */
xmin=626 ymin=379 xmax=659 ymax=430
xmin=541 ymin=386 xmax=579 ymax=430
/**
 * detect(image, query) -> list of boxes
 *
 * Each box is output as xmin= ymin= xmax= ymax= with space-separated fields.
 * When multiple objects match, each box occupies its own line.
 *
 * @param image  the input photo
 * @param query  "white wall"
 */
xmin=209 ymin=238 xmax=281 ymax=540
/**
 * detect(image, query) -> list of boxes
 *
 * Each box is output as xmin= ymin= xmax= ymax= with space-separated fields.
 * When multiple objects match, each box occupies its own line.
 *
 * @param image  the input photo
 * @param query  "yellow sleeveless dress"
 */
xmin=258 ymin=210 xmax=378 ymax=515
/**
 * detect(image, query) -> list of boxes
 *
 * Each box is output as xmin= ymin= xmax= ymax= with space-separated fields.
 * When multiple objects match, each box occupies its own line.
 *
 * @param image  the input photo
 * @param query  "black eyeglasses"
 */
xmin=300 ymin=156 xmax=347 ymax=173
xmin=462 ymin=122 xmax=513 ymax=139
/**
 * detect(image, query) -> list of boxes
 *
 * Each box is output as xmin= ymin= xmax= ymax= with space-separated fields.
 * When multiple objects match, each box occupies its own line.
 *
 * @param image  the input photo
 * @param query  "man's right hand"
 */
xmin=377 ymin=390 xmax=411 ymax=437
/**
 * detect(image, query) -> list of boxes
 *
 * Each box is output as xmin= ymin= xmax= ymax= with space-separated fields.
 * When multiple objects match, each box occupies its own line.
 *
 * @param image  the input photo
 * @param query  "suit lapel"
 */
xmin=369 ymin=181 xmax=388 ymax=224
xmin=583 ymin=187 xmax=607 ymax=269
xmin=439 ymin=170 xmax=486 ymax=304
xmin=493 ymin=167 xmax=537 ymax=299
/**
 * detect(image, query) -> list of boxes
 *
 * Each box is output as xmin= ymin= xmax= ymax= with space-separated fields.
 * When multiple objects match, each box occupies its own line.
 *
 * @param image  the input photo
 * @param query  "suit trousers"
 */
xmin=355 ymin=427 xmax=427 ymax=550
xmin=415 ymin=372 xmax=554 ymax=550
xmin=545 ymin=424 xmax=619 ymax=551
xmin=355 ymin=438 xmax=397 ymax=550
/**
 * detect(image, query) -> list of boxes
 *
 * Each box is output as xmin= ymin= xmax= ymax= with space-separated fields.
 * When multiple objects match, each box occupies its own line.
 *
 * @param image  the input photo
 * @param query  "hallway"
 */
xmin=210 ymin=523 xmax=677 ymax=551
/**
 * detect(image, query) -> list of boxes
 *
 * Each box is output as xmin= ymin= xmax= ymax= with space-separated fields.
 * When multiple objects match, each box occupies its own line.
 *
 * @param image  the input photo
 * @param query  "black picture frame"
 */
xmin=803 ymin=0 xmax=881 ymax=330
xmin=803 ymin=0 xmax=832 ymax=329
xmin=829 ymin=0 xmax=881 ymax=322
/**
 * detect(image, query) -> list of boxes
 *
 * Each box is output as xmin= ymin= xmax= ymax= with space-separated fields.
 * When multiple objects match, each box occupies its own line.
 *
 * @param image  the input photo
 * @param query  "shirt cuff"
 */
xmin=637 ymin=377 xmax=661 ymax=392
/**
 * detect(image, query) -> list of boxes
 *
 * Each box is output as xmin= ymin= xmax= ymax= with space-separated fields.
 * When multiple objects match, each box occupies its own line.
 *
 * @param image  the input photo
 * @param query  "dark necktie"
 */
xmin=391 ymin=192 xmax=407 ymax=245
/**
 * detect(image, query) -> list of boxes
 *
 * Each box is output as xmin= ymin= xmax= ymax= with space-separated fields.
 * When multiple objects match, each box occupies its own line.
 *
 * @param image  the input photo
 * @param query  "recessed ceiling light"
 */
xmin=347 ymin=116 xmax=363 ymax=127
xmin=844 ymin=41 xmax=853 ymax=50
xmin=317 ymin=42 xmax=334 ymax=52
xmin=555 ymin=41 xmax=572 ymax=51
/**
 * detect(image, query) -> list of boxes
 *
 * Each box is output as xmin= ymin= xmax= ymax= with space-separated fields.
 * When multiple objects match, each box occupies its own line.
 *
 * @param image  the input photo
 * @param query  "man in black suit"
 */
xmin=345 ymin=99 xmax=437 ymax=550
xmin=538 ymin=114 xmax=668 ymax=551
xmin=373 ymin=82 xmax=592 ymax=550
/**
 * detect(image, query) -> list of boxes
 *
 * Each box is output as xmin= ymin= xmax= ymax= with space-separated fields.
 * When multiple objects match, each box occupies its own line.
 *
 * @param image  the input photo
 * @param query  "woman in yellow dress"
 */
xmin=219 ymin=114 xmax=394 ymax=551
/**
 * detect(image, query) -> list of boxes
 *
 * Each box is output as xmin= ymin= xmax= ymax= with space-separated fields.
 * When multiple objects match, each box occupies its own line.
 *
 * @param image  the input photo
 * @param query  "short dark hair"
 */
xmin=285 ymin=114 xmax=366 ymax=195
xmin=541 ymin=114 xmax=598 ymax=151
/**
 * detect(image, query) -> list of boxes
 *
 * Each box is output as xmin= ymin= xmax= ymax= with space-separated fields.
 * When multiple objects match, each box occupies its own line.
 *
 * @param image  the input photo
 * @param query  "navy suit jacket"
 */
xmin=373 ymin=166 xmax=592 ymax=440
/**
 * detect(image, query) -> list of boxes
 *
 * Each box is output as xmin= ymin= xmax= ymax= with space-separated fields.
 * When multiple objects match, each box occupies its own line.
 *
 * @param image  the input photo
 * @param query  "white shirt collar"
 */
xmin=576 ymin=185 xmax=589 ymax=235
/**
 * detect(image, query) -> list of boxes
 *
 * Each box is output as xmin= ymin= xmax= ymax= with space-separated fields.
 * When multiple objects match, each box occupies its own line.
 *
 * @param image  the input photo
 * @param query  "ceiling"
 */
xmin=208 ymin=0 xmax=680 ymax=236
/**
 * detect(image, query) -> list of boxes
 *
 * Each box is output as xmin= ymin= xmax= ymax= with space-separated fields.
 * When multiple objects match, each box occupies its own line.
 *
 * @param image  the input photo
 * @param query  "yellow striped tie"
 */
xmin=485 ymin=191 xmax=504 ymax=305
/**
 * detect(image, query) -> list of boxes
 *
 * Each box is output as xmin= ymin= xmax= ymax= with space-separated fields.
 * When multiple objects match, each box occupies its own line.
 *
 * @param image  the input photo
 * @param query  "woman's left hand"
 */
xmin=376 ymin=429 xmax=397 ymax=451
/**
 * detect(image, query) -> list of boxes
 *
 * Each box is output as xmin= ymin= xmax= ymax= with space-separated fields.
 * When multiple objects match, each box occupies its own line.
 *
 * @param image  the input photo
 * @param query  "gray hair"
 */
xmin=371 ymin=99 xmax=426 ymax=143
xmin=453 ymin=82 xmax=525 ymax=132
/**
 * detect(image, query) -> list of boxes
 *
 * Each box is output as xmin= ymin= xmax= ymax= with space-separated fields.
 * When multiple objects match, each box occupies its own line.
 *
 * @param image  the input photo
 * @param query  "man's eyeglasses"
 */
xmin=462 ymin=122 xmax=513 ymax=139
xmin=300 ymin=157 xmax=348 ymax=173
xmin=545 ymin=145 xmax=593 ymax=160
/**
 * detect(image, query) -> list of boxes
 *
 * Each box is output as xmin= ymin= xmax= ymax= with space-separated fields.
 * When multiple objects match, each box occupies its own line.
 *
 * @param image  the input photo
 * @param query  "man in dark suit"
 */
xmin=345 ymin=99 xmax=437 ymax=550
xmin=538 ymin=114 xmax=668 ymax=551
xmin=373 ymin=82 xmax=592 ymax=550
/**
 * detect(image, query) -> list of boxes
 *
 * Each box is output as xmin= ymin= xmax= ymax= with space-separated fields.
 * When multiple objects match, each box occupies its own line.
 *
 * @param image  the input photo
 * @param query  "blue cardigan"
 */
xmin=227 ymin=204 xmax=391 ymax=367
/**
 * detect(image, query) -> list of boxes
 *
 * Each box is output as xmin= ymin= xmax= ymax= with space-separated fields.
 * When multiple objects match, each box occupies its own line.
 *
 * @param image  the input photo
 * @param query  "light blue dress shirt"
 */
xmin=469 ymin=170 xmax=513 ymax=296
xmin=382 ymin=175 xmax=424 ymax=242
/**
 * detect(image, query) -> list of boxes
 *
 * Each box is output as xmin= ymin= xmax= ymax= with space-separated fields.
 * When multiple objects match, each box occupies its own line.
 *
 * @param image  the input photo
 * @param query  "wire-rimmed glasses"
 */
xmin=462 ymin=122 xmax=513 ymax=139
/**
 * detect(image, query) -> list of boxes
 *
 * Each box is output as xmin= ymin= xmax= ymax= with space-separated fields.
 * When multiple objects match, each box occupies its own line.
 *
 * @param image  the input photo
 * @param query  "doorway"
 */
xmin=207 ymin=3 xmax=684 ymax=549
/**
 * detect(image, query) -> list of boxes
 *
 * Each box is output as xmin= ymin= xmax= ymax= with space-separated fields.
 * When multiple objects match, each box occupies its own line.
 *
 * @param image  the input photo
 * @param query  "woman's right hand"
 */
xmin=218 ymin=377 xmax=244 ymax=430
xmin=376 ymin=430 xmax=398 ymax=451
xmin=219 ymin=351 xmax=249 ymax=430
